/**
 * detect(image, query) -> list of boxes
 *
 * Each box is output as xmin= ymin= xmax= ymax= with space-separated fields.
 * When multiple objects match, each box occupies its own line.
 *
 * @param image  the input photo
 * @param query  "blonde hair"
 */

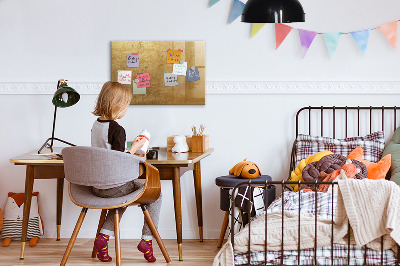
xmin=93 ymin=82 xmax=132 ymax=120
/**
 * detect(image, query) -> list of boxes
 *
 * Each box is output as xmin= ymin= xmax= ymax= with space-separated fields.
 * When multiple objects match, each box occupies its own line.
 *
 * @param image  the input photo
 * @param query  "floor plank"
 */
xmin=0 ymin=239 xmax=221 ymax=265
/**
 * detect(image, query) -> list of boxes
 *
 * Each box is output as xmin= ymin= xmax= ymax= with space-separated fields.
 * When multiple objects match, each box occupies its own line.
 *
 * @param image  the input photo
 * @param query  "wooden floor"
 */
xmin=0 ymin=239 xmax=221 ymax=265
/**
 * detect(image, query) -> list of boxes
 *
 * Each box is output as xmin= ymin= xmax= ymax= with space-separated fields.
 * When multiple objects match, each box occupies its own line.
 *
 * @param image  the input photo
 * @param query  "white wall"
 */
xmin=1 ymin=0 xmax=400 ymax=240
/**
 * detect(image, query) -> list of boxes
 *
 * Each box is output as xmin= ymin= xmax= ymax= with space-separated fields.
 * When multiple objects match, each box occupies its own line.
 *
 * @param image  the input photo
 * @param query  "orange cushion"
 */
xmin=347 ymin=146 xmax=391 ymax=180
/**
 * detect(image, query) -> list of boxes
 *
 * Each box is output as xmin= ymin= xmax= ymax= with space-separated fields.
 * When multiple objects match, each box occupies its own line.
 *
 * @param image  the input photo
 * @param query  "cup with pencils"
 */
xmin=191 ymin=124 xmax=209 ymax=152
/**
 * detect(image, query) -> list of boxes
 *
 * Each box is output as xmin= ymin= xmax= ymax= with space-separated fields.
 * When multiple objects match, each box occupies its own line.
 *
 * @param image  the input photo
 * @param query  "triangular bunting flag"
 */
xmin=209 ymin=0 xmax=220 ymax=7
xmin=251 ymin=23 xmax=266 ymax=38
xmin=275 ymin=23 xmax=293 ymax=49
xmin=323 ymin=33 xmax=341 ymax=58
xmin=229 ymin=0 xmax=245 ymax=24
xmin=298 ymin=29 xmax=317 ymax=58
xmin=351 ymin=29 xmax=370 ymax=55
xmin=378 ymin=21 xmax=398 ymax=50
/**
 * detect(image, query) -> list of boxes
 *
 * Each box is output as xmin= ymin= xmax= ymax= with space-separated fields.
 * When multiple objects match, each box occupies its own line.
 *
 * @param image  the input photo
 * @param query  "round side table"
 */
xmin=215 ymin=175 xmax=275 ymax=248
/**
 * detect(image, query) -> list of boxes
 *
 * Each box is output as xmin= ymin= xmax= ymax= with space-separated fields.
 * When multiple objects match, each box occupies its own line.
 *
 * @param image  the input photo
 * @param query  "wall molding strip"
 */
xmin=0 ymin=81 xmax=399 ymax=95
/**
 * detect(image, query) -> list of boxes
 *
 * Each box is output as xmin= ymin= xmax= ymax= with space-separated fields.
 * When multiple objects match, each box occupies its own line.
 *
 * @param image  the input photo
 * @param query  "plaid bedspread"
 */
xmin=234 ymin=191 xmax=397 ymax=265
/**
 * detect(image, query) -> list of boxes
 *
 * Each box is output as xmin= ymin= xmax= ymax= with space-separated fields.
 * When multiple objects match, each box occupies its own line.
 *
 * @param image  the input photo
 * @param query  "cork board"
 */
xmin=111 ymin=41 xmax=205 ymax=105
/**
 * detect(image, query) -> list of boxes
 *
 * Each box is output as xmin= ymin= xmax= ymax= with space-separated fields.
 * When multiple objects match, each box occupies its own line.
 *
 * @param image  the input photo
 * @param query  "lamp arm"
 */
xmin=50 ymin=79 xmax=61 ymax=148
xmin=50 ymin=105 xmax=57 ymax=148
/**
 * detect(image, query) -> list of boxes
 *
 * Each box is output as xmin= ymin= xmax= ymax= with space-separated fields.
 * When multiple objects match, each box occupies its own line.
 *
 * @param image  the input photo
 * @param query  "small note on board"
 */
xmin=132 ymin=83 xmax=146 ymax=95
xmin=186 ymin=66 xmax=200 ymax=82
xmin=166 ymin=49 xmax=183 ymax=64
xmin=164 ymin=73 xmax=178 ymax=87
xmin=126 ymin=53 xmax=140 ymax=68
xmin=173 ymin=62 xmax=187 ymax=76
xmin=118 ymin=70 xmax=132 ymax=84
xmin=136 ymin=73 xmax=151 ymax=88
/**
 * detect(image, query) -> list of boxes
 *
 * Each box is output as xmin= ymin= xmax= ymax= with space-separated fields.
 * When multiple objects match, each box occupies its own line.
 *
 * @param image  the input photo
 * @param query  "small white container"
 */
xmin=136 ymin=129 xmax=150 ymax=154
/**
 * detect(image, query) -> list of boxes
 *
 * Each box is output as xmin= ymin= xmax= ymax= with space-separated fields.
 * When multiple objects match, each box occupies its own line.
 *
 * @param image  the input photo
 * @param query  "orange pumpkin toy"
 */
xmin=229 ymin=159 xmax=261 ymax=179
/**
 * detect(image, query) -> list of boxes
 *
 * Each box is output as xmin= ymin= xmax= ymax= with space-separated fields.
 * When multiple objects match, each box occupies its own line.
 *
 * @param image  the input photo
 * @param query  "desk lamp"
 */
xmin=241 ymin=0 xmax=305 ymax=23
xmin=38 ymin=79 xmax=80 ymax=154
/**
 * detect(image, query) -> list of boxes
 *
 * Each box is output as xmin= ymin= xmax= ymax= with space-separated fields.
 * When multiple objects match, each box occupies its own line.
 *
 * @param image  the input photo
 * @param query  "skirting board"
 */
xmin=0 ymin=81 xmax=400 ymax=95
xmin=46 ymin=228 xmax=222 ymax=240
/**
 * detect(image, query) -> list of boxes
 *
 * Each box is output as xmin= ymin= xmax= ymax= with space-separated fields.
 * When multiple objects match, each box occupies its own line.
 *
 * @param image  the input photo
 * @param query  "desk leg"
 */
xmin=56 ymin=178 xmax=64 ymax=241
xmin=20 ymin=165 xmax=35 ymax=259
xmin=193 ymin=161 xmax=203 ymax=242
xmin=172 ymin=167 xmax=183 ymax=261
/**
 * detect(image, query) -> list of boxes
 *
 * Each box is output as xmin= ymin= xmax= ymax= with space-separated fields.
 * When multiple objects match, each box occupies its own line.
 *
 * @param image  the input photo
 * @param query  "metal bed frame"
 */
xmin=230 ymin=106 xmax=400 ymax=266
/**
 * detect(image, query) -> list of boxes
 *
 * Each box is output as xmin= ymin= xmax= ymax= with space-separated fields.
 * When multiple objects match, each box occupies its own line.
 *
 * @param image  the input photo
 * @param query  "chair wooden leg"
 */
xmin=217 ymin=211 xmax=230 ymax=248
xmin=60 ymin=208 xmax=88 ymax=266
xmin=141 ymin=205 xmax=171 ymax=263
xmin=91 ymin=209 xmax=108 ymax=258
xmin=114 ymin=210 xmax=121 ymax=266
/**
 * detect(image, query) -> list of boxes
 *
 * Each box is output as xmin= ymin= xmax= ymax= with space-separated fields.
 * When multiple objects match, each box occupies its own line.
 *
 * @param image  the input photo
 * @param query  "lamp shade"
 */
xmin=241 ymin=0 xmax=305 ymax=23
xmin=52 ymin=84 xmax=80 ymax=108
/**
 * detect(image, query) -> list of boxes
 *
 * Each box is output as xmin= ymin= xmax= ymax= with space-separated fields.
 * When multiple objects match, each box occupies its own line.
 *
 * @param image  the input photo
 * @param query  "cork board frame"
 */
xmin=111 ymin=41 xmax=205 ymax=105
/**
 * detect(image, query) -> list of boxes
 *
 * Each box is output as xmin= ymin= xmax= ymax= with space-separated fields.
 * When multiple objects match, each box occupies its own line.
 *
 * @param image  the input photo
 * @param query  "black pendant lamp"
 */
xmin=242 ymin=0 xmax=305 ymax=23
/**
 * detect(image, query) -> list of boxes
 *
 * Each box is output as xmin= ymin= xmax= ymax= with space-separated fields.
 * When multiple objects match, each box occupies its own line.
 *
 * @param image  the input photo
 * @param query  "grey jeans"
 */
xmin=92 ymin=180 xmax=162 ymax=240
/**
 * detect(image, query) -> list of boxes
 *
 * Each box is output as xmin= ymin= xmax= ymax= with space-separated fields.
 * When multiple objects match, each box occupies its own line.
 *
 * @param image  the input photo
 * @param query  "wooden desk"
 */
xmin=146 ymin=148 xmax=213 ymax=260
xmin=9 ymin=148 xmax=64 ymax=259
xmin=10 ymin=147 xmax=213 ymax=261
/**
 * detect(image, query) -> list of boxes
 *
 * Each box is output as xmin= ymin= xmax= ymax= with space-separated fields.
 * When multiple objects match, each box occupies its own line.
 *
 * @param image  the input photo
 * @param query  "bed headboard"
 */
xmin=295 ymin=106 xmax=400 ymax=138
xmin=290 ymin=106 xmax=400 ymax=179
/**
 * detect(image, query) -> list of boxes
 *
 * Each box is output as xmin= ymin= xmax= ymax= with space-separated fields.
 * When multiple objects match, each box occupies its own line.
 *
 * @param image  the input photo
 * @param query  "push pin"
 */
xmin=134 ymin=79 xmax=139 ymax=83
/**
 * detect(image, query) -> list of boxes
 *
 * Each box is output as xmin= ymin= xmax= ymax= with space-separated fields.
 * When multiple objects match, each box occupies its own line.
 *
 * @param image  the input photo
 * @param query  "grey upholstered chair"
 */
xmin=60 ymin=146 xmax=171 ymax=265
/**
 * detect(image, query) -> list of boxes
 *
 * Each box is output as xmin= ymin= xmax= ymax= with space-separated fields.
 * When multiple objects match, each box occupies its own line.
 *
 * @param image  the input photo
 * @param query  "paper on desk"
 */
xmin=31 ymin=153 xmax=63 ymax=159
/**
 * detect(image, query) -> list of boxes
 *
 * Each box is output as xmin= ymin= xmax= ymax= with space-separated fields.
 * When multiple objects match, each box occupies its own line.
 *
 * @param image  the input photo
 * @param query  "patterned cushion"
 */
xmin=295 ymin=131 xmax=385 ymax=166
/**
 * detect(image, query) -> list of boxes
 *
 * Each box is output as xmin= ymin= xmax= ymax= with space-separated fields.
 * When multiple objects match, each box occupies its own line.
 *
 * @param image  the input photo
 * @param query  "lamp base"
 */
xmin=38 ymin=137 xmax=76 ymax=154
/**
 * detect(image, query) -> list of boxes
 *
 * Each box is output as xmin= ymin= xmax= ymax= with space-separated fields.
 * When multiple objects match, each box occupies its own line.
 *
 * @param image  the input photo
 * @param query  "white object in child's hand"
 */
xmin=172 ymin=135 xmax=189 ymax=153
xmin=135 ymin=129 xmax=150 ymax=154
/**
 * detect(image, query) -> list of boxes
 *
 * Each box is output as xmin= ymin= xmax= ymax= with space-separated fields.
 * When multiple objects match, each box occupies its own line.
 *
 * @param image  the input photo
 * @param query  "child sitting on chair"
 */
xmin=91 ymin=81 xmax=162 ymax=263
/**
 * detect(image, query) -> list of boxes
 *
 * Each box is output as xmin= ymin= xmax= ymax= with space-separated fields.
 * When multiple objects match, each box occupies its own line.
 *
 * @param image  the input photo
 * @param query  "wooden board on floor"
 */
xmin=0 ymin=239 xmax=220 ymax=265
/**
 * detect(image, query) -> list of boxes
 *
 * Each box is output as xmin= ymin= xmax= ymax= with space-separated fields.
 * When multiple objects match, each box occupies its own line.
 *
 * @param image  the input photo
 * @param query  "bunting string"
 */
xmin=286 ymin=20 xmax=400 ymax=35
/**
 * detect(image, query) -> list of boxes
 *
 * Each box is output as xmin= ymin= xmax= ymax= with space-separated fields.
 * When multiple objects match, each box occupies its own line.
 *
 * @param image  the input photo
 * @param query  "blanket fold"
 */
xmin=335 ymin=178 xmax=399 ymax=251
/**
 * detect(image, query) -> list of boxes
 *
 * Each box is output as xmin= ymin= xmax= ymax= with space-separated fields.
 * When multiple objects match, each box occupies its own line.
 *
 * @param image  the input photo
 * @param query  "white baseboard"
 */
xmin=1 ymin=81 xmax=399 ymax=95
xmin=44 ymin=228 xmax=223 ymax=240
